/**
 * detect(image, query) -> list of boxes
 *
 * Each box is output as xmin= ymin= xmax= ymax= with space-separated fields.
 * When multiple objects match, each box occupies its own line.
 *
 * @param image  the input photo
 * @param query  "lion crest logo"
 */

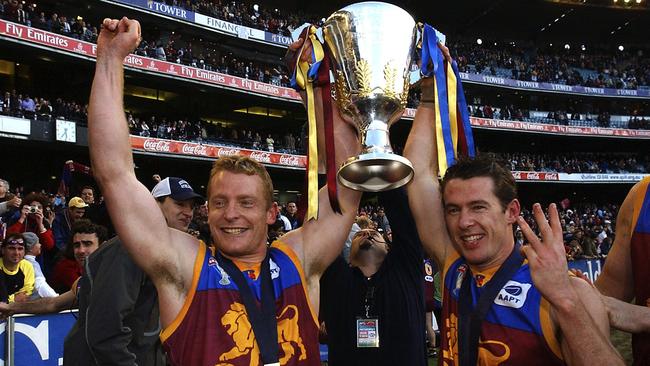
xmin=217 ymin=303 xmax=307 ymax=365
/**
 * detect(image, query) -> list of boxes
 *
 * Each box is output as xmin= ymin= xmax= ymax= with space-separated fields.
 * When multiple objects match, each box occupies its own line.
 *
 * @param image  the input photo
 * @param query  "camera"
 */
xmin=28 ymin=206 xmax=38 ymax=214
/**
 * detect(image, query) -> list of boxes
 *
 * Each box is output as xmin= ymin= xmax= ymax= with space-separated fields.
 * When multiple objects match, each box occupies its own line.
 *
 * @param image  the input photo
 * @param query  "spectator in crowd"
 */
xmin=372 ymin=208 xmax=391 ymax=236
xmin=52 ymin=196 xmax=88 ymax=251
xmin=404 ymin=74 xmax=622 ymax=364
xmin=88 ymin=19 xmax=360 ymax=365
xmin=284 ymin=201 xmax=300 ymax=230
xmin=0 ymin=178 xmax=21 ymax=217
xmin=22 ymin=232 xmax=57 ymax=299
xmin=570 ymin=227 xmax=598 ymax=259
xmin=50 ymin=219 xmax=104 ymax=293
xmin=20 ymin=94 xmax=35 ymax=119
xmin=6 ymin=192 xmax=55 ymax=251
xmin=80 ymin=185 xmax=95 ymax=205
xmin=596 ymin=176 xmax=650 ymax=364
xmin=0 ymin=233 xmax=34 ymax=303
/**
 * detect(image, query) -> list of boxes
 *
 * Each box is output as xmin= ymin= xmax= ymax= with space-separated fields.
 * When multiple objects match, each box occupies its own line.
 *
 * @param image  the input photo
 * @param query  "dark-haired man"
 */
xmin=404 ymin=76 xmax=622 ymax=365
xmin=0 ymin=233 xmax=34 ymax=303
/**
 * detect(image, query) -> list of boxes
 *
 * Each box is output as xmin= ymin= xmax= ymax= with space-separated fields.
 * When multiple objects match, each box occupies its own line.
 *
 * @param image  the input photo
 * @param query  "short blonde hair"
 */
xmin=207 ymin=155 xmax=274 ymax=209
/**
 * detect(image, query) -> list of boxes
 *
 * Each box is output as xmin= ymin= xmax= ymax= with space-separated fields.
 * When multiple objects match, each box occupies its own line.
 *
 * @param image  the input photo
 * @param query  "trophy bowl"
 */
xmin=324 ymin=1 xmax=417 ymax=192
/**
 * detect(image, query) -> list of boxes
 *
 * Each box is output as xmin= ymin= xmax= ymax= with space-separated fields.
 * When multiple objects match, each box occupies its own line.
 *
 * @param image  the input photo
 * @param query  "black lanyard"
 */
xmin=362 ymin=278 xmax=376 ymax=318
xmin=458 ymin=244 xmax=523 ymax=366
xmin=217 ymin=251 xmax=279 ymax=365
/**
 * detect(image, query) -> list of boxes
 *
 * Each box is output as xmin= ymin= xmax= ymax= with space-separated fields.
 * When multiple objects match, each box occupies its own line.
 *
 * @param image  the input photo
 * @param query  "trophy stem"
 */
xmin=360 ymin=120 xmax=394 ymax=154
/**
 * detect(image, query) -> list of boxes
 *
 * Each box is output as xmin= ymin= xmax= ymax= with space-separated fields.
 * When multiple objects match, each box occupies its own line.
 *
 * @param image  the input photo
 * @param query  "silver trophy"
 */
xmin=324 ymin=1 xmax=417 ymax=192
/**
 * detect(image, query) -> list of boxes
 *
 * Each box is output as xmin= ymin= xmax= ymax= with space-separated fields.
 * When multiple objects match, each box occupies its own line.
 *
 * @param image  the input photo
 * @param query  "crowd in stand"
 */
xmin=134 ymin=33 xmax=291 ymax=87
xmin=0 ymin=90 xmax=87 ymax=123
xmin=127 ymin=111 xmax=303 ymax=154
xmin=492 ymin=151 xmax=649 ymax=174
xmin=519 ymin=201 xmax=617 ymax=259
xmin=166 ymin=0 xmax=323 ymax=37
xmin=469 ymin=103 xmax=650 ymax=130
xmin=0 ymin=0 xmax=98 ymax=42
xmin=455 ymin=40 xmax=650 ymax=89
xmin=3 ymin=0 xmax=650 ymax=93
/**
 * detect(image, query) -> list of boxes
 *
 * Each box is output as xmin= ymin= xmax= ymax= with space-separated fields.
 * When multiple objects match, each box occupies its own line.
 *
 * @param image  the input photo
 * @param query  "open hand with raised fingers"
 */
xmin=517 ymin=203 xmax=575 ymax=309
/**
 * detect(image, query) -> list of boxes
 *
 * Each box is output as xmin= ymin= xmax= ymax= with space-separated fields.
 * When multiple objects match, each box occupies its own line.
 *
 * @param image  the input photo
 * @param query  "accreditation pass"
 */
xmin=356 ymin=318 xmax=379 ymax=348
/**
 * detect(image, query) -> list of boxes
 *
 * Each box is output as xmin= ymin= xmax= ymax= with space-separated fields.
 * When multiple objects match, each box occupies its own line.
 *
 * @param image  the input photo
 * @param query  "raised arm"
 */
xmin=518 ymin=203 xmax=623 ymax=366
xmin=280 ymin=36 xmax=362 ymax=278
xmin=283 ymin=84 xmax=361 ymax=278
xmin=403 ymin=77 xmax=451 ymax=268
xmin=88 ymin=18 xmax=193 ymax=291
xmin=595 ymin=180 xmax=639 ymax=301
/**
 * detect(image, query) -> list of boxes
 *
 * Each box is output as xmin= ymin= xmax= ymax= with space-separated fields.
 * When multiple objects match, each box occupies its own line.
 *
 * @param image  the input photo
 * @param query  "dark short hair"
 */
xmin=441 ymin=155 xmax=517 ymax=211
xmin=71 ymin=219 xmax=107 ymax=244
xmin=80 ymin=185 xmax=94 ymax=193
xmin=23 ymin=192 xmax=48 ymax=208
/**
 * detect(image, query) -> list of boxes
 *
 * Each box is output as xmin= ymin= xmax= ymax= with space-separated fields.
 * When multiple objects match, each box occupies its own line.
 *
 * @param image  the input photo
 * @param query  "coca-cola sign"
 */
xmin=217 ymin=147 xmax=242 ymax=157
xmin=279 ymin=154 xmax=302 ymax=167
xmin=249 ymin=151 xmax=272 ymax=163
xmin=181 ymin=143 xmax=209 ymax=156
xmin=143 ymin=139 xmax=172 ymax=152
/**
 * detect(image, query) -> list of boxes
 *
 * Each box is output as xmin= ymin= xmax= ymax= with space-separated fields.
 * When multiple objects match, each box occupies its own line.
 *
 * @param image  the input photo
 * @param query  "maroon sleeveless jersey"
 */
xmin=161 ymin=241 xmax=320 ymax=366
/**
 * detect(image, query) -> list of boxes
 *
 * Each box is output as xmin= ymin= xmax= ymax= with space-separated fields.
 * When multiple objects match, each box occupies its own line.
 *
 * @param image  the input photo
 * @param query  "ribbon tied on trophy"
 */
xmin=288 ymin=2 xmax=476 ymax=222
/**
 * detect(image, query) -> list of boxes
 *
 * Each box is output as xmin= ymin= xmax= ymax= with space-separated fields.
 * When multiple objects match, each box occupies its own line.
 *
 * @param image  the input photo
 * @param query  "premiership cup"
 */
xmin=324 ymin=1 xmax=417 ymax=192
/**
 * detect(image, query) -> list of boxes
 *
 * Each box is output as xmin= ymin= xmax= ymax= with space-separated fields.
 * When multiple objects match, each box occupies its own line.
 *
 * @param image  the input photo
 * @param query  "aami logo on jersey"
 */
xmin=494 ymin=280 xmax=532 ymax=309
xmin=269 ymin=258 xmax=280 ymax=279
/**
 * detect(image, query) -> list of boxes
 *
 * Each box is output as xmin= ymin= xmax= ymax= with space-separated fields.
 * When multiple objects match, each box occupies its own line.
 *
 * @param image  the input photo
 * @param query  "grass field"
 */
xmin=426 ymin=329 xmax=633 ymax=365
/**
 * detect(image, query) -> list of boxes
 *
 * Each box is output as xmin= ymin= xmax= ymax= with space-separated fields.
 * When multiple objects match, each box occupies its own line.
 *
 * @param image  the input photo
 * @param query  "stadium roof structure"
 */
xmin=268 ymin=0 xmax=650 ymax=44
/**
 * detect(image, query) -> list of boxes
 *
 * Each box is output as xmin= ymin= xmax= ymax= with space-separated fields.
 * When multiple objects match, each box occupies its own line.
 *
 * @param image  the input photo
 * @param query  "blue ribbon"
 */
xmin=451 ymin=60 xmax=476 ymax=158
xmin=422 ymin=24 xmax=456 ymax=167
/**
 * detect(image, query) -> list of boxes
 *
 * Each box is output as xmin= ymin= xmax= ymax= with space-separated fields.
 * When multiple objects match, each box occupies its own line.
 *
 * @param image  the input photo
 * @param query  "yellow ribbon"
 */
xmin=433 ymin=77 xmax=448 ymax=177
xmin=294 ymin=26 xmax=324 ymax=221
xmin=446 ymin=62 xmax=458 ymax=154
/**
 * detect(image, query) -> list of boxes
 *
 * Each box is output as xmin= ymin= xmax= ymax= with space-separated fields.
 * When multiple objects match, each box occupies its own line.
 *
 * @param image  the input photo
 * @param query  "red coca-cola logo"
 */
xmin=181 ymin=144 xmax=208 ymax=156
xmin=250 ymin=151 xmax=272 ymax=163
xmin=279 ymin=154 xmax=301 ymax=166
xmin=528 ymin=172 xmax=540 ymax=180
xmin=143 ymin=139 xmax=171 ymax=152
xmin=217 ymin=147 xmax=241 ymax=157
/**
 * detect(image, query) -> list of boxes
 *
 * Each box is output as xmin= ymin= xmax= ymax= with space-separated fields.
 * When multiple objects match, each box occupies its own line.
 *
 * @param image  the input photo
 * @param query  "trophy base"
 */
xmin=338 ymin=152 xmax=414 ymax=192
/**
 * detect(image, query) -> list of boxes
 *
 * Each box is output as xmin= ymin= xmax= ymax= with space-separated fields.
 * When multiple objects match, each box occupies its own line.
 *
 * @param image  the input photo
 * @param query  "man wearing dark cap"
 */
xmin=151 ymin=177 xmax=204 ymax=231
xmin=66 ymin=177 xmax=201 ymax=365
